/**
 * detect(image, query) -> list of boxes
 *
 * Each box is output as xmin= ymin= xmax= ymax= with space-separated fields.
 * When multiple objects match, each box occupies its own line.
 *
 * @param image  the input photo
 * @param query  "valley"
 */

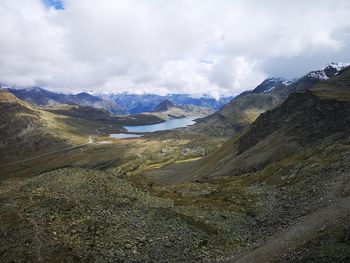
xmin=0 ymin=64 xmax=350 ymax=262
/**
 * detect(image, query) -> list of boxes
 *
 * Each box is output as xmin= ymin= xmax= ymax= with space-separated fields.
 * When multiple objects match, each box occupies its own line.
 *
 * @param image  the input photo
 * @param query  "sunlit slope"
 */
xmin=0 ymin=90 xmax=123 ymax=165
xmin=0 ymin=90 xmax=70 ymax=164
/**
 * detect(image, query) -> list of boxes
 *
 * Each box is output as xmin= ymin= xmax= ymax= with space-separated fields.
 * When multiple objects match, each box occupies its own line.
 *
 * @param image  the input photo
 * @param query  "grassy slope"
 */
xmin=46 ymin=105 xmax=165 ymax=127
xmin=190 ymin=93 xmax=283 ymax=137
xmin=311 ymin=67 xmax=350 ymax=101
xmin=144 ymin=105 xmax=214 ymax=120
xmin=0 ymin=90 xmax=71 ymax=164
xmin=0 ymin=91 xmax=127 ymax=166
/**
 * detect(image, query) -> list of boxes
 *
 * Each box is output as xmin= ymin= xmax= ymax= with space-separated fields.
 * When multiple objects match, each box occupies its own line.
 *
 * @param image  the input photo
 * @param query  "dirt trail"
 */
xmin=15 ymin=195 xmax=44 ymax=262
xmin=27 ymin=217 xmax=44 ymax=262
xmin=28 ymin=195 xmax=44 ymax=262
xmin=224 ymin=196 xmax=350 ymax=263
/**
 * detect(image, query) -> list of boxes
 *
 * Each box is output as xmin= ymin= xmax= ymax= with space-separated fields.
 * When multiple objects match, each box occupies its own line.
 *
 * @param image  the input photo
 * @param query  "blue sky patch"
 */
xmin=43 ymin=0 xmax=64 ymax=10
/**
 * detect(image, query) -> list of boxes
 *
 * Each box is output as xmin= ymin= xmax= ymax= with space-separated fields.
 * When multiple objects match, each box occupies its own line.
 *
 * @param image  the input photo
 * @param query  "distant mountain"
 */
xmin=273 ymin=62 xmax=350 ymax=97
xmin=306 ymin=62 xmax=350 ymax=80
xmin=167 ymin=94 xmax=233 ymax=110
xmin=154 ymin=99 xmax=175 ymax=112
xmin=252 ymin=77 xmax=294 ymax=94
xmin=3 ymin=86 xmax=125 ymax=114
xmin=190 ymin=62 xmax=350 ymax=136
xmin=3 ymin=85 xmax=233 ymax=116
xmin=144 ymin=98 xmax=214 ymax=120
xmin=100 ymin=93 xmax=233 ymax=114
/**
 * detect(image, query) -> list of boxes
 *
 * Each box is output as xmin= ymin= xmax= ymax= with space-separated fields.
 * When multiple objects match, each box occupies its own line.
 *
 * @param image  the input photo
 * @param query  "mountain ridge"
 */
xmin=3 ymin=86 xmax=125 ymax=115
xmin=190 ymin=62 xmax=350 ymax=137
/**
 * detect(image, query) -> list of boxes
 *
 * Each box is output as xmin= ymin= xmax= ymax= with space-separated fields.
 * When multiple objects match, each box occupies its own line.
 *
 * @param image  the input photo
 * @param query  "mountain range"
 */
xmin=1 ymin=86 xmax=125 ymax=115
xmin=100 ymin=93 xmax=233 ymax=114
xmin=1 ymin=62 xmax=350 ymax=262
xmin=2 ymin=85 xmax=233 ymax=115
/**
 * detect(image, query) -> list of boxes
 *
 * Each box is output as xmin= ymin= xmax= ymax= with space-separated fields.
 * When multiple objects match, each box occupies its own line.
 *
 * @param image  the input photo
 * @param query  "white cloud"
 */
xmin=0 ymin=0 xmax=350 ymax=96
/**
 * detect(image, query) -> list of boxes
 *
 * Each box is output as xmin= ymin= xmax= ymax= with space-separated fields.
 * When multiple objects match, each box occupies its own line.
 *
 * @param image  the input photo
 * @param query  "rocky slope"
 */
xmin=193 ymin=67 xmax=350 ymax=178
xmin=0 ymin=168 xmax=242 ymax=262
xmin=193 ymin=68 xmax=350 ymax=262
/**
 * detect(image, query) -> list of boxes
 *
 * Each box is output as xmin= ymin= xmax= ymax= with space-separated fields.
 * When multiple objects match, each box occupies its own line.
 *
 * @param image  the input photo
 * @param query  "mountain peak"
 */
xmin=76 ymin=92 xmax=96 ymax=98
xmin=252 ymin=77 xmax=292 ymax=94
xmin=324 ymin=62 xmax=350 ymax=71
xmin=154 ymin=99 xmax=175 ymax=112
xmin=7 ymin=86 xmax=42 ymax=92
xmin=307 ymin=62 xmax=350 ymax=80
xmin=27 ymin=87 xmax=45 ymax=93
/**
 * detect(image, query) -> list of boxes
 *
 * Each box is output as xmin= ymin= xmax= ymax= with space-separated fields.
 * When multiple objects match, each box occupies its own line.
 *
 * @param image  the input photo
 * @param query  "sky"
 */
xmin=0 ymin=0 xmax=350 ymax=97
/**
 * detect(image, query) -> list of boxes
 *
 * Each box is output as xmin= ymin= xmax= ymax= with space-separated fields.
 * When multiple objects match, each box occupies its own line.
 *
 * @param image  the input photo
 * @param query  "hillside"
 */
xmin=154 ymin=99 xmax=175 ymax=112
xmin=0 ymin=91 xmax=138 ymax=165
xmin=146 ymin=99 xmax=214 ymax=119
xmin=219 ymin=68 xmax=350 ymax=262
xmin=133 ymin=68 xmax=350 ymax=262
xmin=0 ymin=90 xmax=69 ymax=164
xmin=191 ymin=93 xmax=283 ymax=137
xmin=46 ymin=105 xmax=165 ymax=126
xmin=190 ymin=63 xmax=349 ymax=137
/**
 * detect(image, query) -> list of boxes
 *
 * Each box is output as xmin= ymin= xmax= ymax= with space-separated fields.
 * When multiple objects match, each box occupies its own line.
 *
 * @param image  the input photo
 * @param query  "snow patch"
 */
xmin=308 ymin=71 xmax=329 ymax=80
xmin=323 ymin=62 xmax=350 ymax=71
xmin=307 ymin=62 xmax=350 ymax=80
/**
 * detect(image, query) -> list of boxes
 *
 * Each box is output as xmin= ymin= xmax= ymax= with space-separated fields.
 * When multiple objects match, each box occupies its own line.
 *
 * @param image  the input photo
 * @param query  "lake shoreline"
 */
xmin=109 ymin=116 xmax=199 ymax=139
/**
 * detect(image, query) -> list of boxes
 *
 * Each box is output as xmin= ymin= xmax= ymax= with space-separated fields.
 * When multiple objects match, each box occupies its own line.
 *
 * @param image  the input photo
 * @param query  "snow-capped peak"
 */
xmin=253 ymin=77 xmax=293 ymax=93
xmin=24 ymin=87 xmax=45 ymax=92
xmin=307 ymin=62 xmax=350 ymax=80
xmin=323 ymin=62 xmax=350 ymax=71
xmin=1 ymin=84 xmax=46 ymax=93
xmin=307 ymin=71 xmax=329 ymax=80
xmin=0 ymin=83 xmax=10 ymax=90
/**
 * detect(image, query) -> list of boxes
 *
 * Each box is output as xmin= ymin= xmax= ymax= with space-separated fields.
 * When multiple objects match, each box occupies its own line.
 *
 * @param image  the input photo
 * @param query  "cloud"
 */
xmin=0 ymin=0 xmax=350 ymax=96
